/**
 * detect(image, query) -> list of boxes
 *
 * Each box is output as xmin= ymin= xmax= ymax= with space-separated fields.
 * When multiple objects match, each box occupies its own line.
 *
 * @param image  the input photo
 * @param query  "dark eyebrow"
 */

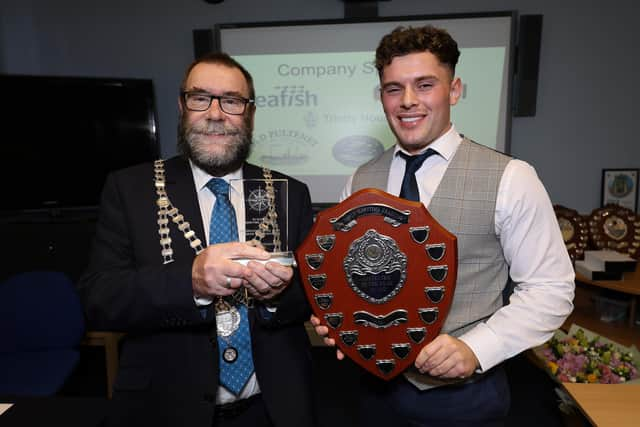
xmin=382 ymin=75 xmax=439 ymax=89
xmin=187 ymin=86 xmax=248 ymax=98
xmin=416 ymin=76 xmax=439 ymax=84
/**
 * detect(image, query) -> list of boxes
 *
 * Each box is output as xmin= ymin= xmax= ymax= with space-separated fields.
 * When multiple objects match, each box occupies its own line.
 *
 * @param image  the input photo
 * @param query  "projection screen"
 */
xmin=216 ymin=12 xmax=515 ymax=203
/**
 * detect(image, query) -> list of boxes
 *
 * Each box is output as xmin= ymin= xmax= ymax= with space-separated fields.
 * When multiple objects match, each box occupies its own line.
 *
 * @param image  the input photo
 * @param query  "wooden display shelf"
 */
xmin=566 ymin=264 xmax=640 ymax=347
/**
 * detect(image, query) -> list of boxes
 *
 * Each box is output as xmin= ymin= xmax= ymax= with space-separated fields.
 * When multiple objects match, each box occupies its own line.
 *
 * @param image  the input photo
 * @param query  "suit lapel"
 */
xmin=243 ymin=162 xmax=263 ymax=180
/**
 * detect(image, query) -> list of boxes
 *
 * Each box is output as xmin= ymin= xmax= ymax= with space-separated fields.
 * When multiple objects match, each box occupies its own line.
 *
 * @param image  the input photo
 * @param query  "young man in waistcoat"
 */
xmin=312 ymin=25 xmax=574 ymax=427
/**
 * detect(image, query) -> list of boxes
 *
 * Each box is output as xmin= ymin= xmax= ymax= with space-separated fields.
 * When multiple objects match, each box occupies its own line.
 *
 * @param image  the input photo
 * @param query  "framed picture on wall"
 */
xmin=601 ymin=169 xmax=639 ymax=211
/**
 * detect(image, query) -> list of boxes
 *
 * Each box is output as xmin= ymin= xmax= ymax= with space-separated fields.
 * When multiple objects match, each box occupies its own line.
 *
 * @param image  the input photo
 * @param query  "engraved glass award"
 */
xmin=230 ymin=178 xmax=295 ymax=266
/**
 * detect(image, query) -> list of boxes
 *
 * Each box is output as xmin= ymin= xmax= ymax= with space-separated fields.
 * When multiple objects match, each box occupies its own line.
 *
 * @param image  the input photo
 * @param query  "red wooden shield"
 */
xmin=296 ymin=189 xmax=457 ymax=380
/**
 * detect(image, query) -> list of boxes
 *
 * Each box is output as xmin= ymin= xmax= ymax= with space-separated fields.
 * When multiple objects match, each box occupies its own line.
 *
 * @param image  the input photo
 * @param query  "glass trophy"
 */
xmin=230 ymin=178 xmax=296 ymax=267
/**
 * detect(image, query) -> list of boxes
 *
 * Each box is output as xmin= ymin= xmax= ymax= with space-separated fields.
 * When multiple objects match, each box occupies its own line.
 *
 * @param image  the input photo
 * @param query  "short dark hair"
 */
xmin=180 ymin=52 xmax=255 ymax=100
xmin=375 ymin=25 xmax=460 ymax=77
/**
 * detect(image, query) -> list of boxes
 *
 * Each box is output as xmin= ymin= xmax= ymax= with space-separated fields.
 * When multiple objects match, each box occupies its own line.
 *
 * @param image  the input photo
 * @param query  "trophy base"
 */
xmin=233 ymin=251 xmax=297 ymax=268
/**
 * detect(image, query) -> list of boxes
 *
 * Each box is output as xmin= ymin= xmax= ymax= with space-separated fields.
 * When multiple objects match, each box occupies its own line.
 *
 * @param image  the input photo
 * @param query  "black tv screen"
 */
xmin=1 ymin=74 xmax=160 ymax=213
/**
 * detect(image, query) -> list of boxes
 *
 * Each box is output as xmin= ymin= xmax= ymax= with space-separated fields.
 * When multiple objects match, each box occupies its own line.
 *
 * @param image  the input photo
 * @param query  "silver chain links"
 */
xmin=155 ymin=160 xmax=204 ymax=264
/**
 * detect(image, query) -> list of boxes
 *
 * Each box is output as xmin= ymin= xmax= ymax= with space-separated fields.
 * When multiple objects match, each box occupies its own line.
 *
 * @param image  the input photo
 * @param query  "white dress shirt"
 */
xmin=190 ymin=162 xmax=262 ymax=405
xmin=342 ymin=126 xmax=575 ymax=372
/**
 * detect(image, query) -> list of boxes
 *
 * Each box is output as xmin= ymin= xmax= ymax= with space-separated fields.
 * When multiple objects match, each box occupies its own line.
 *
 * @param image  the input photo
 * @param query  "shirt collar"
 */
xmin=190 ymin=160 xmax=244 ymax=192
xmin=393 ymin=125 xmax=462 ymax=161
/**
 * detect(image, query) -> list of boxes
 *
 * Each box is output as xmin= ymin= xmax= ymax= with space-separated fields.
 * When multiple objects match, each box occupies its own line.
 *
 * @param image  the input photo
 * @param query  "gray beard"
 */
xmin=177 ymin=115 xmax=252 ymax=177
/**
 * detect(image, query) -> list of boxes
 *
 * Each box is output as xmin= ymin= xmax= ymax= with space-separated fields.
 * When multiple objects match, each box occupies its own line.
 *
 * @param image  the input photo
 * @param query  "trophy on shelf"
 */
xmin=230 ymin=176 xmax=295 ymax=267
xmin=553 ymin=204 xmax=589 ymax=262
xmin=296 ymin=189 xmax=458 ymax=380
xmin=588 ymin=204 xmax=640 ymax=260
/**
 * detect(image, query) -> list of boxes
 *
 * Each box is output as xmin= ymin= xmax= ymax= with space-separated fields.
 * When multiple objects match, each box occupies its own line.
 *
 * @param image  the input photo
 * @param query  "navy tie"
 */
xmin=399 ymin=149 xmax=437 ymax=202
xmin=206 ymin=178 xmax=255 ymax=395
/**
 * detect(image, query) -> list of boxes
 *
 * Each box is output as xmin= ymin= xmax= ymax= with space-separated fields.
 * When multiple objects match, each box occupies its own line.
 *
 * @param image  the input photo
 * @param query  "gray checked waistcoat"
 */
xmin=352 ymin=138 xmax=512 ymax=389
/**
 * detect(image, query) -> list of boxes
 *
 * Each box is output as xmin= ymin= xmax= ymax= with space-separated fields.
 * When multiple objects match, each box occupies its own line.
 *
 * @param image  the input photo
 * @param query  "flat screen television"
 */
xmin=0 ymin=74 xmax=160 ymax=213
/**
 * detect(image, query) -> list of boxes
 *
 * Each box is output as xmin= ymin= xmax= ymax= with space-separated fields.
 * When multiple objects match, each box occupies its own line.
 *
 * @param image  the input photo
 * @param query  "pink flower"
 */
xmin=539 ymin=329 xmax=639 ymax=384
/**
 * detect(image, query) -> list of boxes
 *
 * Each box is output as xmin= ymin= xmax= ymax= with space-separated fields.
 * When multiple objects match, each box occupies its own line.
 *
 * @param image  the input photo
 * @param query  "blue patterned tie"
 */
xmin=206 ymin=178 xmax=255 ymax=395
xmin=399 ymin=149 xmax=437 ymax=202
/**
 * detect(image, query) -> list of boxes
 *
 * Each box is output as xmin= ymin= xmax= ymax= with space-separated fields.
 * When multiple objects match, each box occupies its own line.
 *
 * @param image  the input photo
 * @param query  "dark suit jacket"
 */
xmin=77 ymin=156 xmax=316 ymax=427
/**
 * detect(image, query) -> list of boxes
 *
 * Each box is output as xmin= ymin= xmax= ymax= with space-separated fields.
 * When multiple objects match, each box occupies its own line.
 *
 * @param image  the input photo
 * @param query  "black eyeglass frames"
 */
xmin=181 ymin=91 xmax=254 ymax=115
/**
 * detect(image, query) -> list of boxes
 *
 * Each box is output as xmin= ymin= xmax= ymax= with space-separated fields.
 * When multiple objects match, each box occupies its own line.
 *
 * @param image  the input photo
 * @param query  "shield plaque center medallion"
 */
xmin=296 ymin=189 xmax=458 ymax=380
xmin=345 ymin=229 xmax=407 ymax=303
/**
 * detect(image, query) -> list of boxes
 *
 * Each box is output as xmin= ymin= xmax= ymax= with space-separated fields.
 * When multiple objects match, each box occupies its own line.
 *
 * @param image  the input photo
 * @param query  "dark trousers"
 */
xmin=213 ymin=394 xmax=273 ymax=427
xmin=358 ymin=366 xmax=510 ymax=427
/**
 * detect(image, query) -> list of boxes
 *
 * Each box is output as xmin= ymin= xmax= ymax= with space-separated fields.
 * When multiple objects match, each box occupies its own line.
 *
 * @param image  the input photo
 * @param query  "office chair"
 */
xmin=0 ymin=271 xmax=86 ymax=397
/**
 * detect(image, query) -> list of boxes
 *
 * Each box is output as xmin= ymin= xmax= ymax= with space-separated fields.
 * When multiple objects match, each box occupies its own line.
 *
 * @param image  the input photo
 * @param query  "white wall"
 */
xmin=1 ymin=0 xmax=637 ymax=213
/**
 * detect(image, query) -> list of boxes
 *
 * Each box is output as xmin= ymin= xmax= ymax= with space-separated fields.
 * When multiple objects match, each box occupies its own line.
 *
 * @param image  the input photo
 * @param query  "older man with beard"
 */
xmin=78 ymin=52 xmax=316 ymax=427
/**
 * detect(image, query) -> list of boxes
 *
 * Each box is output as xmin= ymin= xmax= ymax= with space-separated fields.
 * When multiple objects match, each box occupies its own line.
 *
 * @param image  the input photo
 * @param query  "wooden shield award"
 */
xmin=588 ymin=203 xmax=640 ymax=259
xmin=296 ymin=189 xmax=457 ymax=380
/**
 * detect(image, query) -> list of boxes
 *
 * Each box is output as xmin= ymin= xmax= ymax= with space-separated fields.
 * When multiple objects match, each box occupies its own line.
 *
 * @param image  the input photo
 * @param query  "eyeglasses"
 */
xmin=181 ymin=91 xmax=254 ymax=115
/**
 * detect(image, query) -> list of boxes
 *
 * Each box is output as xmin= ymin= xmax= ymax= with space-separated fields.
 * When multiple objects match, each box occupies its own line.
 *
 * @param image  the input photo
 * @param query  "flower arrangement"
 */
xmin=536 ymin=326 xmax=639 ymax=384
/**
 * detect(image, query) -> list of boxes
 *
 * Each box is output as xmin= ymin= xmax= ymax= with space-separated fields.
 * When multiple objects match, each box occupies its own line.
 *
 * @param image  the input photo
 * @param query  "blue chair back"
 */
xmin=0 ymin=271 xmax=86 ymax=396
